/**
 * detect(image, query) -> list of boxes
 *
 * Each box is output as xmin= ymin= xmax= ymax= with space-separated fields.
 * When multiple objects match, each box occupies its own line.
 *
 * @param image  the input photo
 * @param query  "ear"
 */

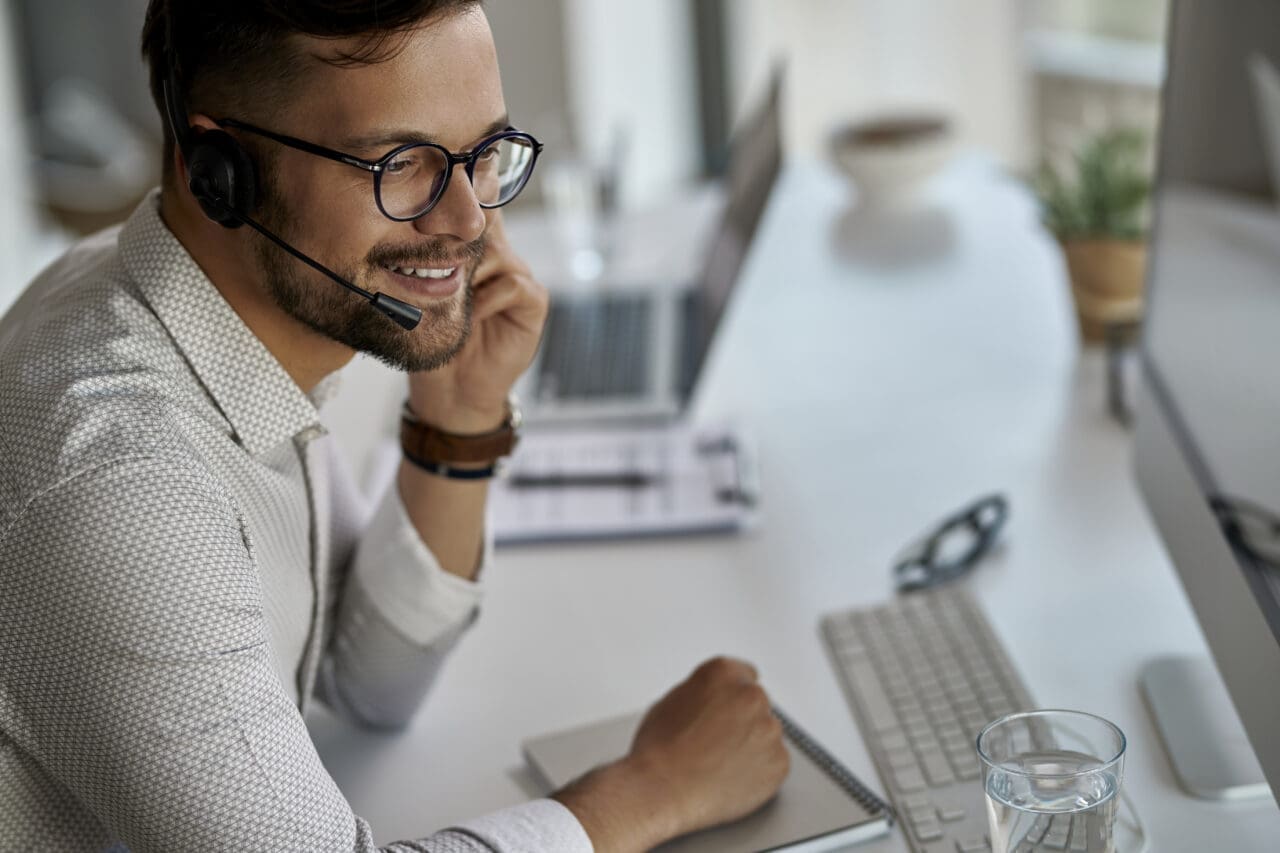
xmin=189 ymin=113 xmax=220 ymax=135
xmin=170 ymin=113 xmax=219 ymax=181
xmin=182 ymin=114 xmax=258 ymax=228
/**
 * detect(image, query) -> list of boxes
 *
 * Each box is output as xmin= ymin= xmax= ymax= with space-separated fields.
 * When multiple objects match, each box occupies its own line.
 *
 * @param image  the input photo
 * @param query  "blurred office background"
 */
xmin=0 ymin=0 xmax=1168 ymax=315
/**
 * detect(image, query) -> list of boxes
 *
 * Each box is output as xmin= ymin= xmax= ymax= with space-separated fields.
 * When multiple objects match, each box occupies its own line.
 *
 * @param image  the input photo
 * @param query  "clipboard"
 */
xmin=488 ymin=421 xmax=759 ymax=545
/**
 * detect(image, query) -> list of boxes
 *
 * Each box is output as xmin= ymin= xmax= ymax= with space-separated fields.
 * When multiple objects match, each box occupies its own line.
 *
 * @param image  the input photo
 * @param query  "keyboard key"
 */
xmin=906 ymin=721 xmax=932 ymax=740
xmin=893 ymin=768 xmax=927 ymax=793
xmin=939 ymin=806 xmax=967 ymax=823
xmin=901 ymin=793 xmax=932 ymax=810
xmin=957 ymin=838 xmax=990 ymax=852
xmin=921 ymin=752 xmax=956 ymax=785
xmin=880 ymin=730 xmax=909 ymax=751
xmin=906 ymin=805 xmax=936 ymax=824
xmin=913 ymin=821 xmax=944 ymax=842
xmin=886 ymin=748 xmax=919 ymax=770
xmin=846 ymin=661 xmax=898 ymax=732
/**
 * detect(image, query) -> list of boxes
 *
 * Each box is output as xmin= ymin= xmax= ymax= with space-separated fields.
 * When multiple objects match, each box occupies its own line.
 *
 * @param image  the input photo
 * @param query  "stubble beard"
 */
xmin=253 ymin=189 xmax=485 ymax=373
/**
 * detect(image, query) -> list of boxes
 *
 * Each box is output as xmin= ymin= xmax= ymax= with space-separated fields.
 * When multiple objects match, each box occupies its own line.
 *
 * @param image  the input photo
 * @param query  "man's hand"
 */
xmin=407 ymin=212 xmax=547 ymax=432
xmin=553 ymin=657 xmax=790 ymax=852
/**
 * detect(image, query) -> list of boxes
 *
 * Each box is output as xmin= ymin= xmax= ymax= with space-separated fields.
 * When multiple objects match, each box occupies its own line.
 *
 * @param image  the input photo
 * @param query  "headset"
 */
xmin=160 ymin=39 xmax=423 ymax=331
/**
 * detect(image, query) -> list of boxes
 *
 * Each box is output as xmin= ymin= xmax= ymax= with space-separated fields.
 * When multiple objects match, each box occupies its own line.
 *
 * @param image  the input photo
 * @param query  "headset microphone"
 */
xmin=162 ymin=71 xmax=423 ymax=331
xmin=206 ymin=195 xmax=423 ymax=331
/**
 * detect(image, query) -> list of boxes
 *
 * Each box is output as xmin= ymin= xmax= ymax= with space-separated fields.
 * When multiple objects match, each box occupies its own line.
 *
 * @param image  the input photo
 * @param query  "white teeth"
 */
xmin=391 ymin=266 xmax=455 ymax=279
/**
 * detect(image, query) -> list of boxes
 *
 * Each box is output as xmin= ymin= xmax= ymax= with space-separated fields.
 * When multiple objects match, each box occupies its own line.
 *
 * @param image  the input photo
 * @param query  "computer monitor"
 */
xmin=1134 ymin=0 xmax=1280 ymax=803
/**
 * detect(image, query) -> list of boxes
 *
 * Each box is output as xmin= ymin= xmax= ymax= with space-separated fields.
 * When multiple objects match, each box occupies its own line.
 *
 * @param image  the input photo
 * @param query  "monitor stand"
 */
xmin=1140 ymin=655 xmax=1274 ymax=801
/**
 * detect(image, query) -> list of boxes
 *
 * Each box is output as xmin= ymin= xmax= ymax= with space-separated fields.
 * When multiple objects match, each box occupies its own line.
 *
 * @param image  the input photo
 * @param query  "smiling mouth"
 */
xmin=381 ymin=264 xmax=457 ymax=280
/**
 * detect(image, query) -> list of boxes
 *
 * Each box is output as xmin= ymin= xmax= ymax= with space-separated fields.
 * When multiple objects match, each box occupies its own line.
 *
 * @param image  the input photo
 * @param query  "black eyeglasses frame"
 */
xmin=892 ymin=493 xmax=1010 ymax=593
xmin=214 ymin=117 xmax=544 ymax=222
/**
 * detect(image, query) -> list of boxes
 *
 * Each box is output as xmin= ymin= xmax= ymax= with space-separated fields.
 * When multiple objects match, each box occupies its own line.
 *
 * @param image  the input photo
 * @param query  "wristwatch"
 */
xmin=399 ymin=395 xmax=522 ymax=480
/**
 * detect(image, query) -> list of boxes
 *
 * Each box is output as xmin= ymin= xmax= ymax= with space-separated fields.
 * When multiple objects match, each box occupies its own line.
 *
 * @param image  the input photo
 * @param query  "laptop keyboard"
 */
xmin=538 ymin=296 xmax=653 ymax=400
xmin=821 ymin=587 xmax=1034 ymax=852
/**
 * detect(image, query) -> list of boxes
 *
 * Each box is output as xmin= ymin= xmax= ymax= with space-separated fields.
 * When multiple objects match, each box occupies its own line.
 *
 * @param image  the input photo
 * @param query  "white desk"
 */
xmin=311 ymin=155 xmax=1280 ymax=850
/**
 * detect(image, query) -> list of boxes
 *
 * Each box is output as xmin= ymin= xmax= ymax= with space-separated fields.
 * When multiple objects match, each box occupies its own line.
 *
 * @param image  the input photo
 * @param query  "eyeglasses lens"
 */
xmin=931 ymin=523 xmax=983 ymax=567
xmin=379 ymin=136 xmax=536 ymax=219
xmin=473 ymin=136 xmax=536 ymax=207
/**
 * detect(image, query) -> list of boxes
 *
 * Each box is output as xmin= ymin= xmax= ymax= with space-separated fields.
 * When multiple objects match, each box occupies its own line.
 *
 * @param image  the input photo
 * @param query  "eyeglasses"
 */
xmin=893 ymin=493 xmax=1009 ymax=593
xmin=215 ymin=118 xmax=543 ymax=221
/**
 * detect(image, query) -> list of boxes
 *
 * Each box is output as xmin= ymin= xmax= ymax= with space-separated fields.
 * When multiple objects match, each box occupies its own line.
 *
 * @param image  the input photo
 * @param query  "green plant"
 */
xmin=1035 ymin=128 xmax=1152 ymax=240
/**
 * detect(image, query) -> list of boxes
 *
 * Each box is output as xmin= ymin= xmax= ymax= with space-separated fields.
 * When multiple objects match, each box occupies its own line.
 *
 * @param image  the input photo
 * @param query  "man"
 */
xmin=0 ymin=2 xmax=788 ymax=851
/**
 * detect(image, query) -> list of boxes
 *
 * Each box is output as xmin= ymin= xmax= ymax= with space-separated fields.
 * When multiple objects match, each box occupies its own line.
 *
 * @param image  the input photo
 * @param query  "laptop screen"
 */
xmin=680 ymin=70 xmax=784 ymax=398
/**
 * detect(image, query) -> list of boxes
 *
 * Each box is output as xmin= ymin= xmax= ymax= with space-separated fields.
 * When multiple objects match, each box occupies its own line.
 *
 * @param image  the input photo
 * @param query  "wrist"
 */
xmin=405 ymin=400 xmax=506 ymax=435
xmin=552 ymin=758 xmax=682 ymax=853
xmin=399 ymin=395 xmax=521 ymax=480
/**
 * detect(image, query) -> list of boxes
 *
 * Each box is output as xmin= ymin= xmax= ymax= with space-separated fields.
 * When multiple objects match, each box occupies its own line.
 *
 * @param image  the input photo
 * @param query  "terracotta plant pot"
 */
xmin=1060 ymin=238 xmax=1147 ymax=344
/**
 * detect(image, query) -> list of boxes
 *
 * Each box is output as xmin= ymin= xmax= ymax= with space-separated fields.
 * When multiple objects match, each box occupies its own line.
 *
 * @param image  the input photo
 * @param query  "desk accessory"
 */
xmin=523 ymin=705 xmax=892 ymax=852
xmin=977 ymin=709 xmax=1128 ymax=853
xmin=829 ymin=114 xmax=954 ymax=207
xmin=488 ymin=422 xmax=758 ymax=544
xmin=1033 ymin=128 xmax=1151 ymax=345
xmin=892 ymin=494 xmax=1008 ymax=593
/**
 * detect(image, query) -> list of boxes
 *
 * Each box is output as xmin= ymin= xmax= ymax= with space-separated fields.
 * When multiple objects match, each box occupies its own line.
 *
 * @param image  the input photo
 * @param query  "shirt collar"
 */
xmin=119 ymin=191 xmax=327 ymax=457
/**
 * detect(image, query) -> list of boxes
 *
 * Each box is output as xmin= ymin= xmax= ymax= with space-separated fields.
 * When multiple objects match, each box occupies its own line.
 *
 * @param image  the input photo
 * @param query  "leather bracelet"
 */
xmin=399 ymin=395 xmax=521 ymax=468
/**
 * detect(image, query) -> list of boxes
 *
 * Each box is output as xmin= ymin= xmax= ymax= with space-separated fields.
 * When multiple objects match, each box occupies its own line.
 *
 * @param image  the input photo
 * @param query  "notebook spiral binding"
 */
xmin=771 ymin=706 xmax=897 ymax=826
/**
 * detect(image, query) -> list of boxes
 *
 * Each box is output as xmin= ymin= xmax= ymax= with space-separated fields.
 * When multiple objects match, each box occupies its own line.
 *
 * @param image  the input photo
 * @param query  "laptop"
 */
xmin=519 ymin=70 xmax=784 ymax=424
xmin=1250 ymin=52 xmax=1280 ymax=207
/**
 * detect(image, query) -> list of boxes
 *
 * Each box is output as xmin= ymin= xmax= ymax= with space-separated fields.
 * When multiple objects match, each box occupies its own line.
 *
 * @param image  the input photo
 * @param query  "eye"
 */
xmin=385 ymin=154 xmax=418 ymax=174
xmin=476 ymin=145 xmax=501 ymax=163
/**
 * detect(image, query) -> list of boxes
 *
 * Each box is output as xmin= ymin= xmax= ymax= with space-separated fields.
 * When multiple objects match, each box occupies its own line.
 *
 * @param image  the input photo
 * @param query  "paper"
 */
xmin=489 ymin=422 xmax=757 ymax=544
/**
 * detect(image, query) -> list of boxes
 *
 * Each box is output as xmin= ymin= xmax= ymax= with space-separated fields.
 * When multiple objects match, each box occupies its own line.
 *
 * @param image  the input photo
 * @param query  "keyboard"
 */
xmin=821 ymin=587 xmax=1034 ymax=853
xmin=537 ymin=296 xmax=653 ymax=400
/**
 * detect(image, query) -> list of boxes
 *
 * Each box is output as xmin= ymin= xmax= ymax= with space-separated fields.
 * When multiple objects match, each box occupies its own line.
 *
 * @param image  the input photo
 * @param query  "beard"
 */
xmin=252 ymin=187 xmax=486 ymax=373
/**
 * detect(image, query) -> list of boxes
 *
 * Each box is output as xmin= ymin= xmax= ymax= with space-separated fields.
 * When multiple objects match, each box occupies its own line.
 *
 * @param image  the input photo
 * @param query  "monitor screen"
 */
xmin=1143 ymin=0 xmax=1280 ymax=630
xmin=1138 ymin=0 xmax=1280 ymax=796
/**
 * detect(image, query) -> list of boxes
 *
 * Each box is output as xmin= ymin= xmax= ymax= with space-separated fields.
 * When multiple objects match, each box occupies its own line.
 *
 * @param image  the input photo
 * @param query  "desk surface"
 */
xmin=312 ymin=155 xmax=1280 ymax=850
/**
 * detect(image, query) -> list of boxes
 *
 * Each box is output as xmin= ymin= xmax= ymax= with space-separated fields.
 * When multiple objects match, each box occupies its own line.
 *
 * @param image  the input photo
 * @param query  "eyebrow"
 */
xmin=340 ymin=115 xmax=511 ymax=153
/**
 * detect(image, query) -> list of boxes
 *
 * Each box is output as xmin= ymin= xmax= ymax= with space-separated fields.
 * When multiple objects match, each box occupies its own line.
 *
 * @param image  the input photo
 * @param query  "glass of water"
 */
xmin=977 ymin=709 xmax=1126 ymax=853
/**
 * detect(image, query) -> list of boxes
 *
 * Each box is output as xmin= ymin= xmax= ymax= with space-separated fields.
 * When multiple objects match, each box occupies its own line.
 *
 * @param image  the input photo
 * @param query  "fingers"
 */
xmin=692 ymin=655 xmax=759 ymax=685
xmin=469 ymin=211 xmax=546 ymax=328
xmin=471 ymin=269 xmax=548 ymax=329
xmin=474 ymin=211 xmax=531 ymax=284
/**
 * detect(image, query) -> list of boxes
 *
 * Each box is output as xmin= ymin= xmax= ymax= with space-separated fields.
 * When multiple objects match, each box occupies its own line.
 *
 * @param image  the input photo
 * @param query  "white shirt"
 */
xmin=0 ymin=193 xmax=592 ymax=852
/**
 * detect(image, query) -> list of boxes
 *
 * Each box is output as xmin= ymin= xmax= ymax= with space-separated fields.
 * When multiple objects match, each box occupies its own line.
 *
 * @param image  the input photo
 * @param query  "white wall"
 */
xmin=561 ymin=0 xmax=701 ymax=206
xmin=726 ymin=0 xmax=1034 ymax=171
xmin=487 ymin=0 xmax=702 ymax=209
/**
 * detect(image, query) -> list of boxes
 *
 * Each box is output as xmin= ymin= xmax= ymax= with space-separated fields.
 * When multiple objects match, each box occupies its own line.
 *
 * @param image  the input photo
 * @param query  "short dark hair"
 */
xmin=140 ymin=0 xmax=481 ymax=184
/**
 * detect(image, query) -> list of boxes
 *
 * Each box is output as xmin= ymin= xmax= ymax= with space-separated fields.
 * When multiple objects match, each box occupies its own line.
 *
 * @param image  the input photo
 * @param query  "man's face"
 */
xmin=250 ymin=8 xmax=505 ymax=372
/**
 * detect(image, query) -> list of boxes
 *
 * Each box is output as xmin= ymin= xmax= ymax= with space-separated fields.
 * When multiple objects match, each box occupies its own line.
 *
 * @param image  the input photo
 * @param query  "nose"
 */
xmin=412 ymin=165 xmax=486 ymax=243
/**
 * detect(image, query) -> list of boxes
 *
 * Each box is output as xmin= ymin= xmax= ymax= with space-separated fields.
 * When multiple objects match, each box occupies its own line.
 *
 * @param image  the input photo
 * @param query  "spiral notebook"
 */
xmin=523 ymin=706 xmax=893 ymax=852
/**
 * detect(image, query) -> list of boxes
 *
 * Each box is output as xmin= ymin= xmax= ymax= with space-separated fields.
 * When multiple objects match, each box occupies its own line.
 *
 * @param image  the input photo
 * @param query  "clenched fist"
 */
xmin=554 ymin=657 xmax=790 ymax=852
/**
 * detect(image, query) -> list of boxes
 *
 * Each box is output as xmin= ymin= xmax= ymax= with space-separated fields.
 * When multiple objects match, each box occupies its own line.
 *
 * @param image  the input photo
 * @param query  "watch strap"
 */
xmin=399 ymin=401 xmax=520 ymax=465
xmin=400 ymin=454 xmax=499 ymax=480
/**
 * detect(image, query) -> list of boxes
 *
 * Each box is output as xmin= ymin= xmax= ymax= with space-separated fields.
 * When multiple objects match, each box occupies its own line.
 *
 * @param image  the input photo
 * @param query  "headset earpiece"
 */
xmin=186 ymin=129 xmax=257 ymax=229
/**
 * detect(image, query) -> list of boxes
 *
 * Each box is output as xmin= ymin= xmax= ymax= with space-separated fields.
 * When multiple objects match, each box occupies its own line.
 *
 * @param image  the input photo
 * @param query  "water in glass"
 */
xmin=984 ymin=749 xmax=1120 ymax=853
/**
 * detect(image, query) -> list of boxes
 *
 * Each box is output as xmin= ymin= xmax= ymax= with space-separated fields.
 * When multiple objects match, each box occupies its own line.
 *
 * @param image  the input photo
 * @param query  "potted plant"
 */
xmin=1035 ymin=128 xmax=1152 ymax=344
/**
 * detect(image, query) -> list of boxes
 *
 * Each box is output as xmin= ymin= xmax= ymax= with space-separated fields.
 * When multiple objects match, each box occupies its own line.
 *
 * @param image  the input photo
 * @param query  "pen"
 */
xmin=506 ymin=471 xmax=662 ymax=489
